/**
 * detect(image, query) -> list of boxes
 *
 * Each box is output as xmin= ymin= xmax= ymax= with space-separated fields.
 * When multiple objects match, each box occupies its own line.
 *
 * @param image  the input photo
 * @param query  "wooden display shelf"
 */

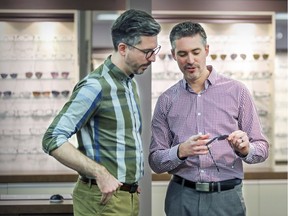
xmin=0 ymin=170 xmax=79 ymax=183
xmin=0 ymin=199 xmax=73 ymax=215
xmin=0 ymin=168 xmax=287 ymax=183
xmin=152 ymin=170 xmax=288 ymax=181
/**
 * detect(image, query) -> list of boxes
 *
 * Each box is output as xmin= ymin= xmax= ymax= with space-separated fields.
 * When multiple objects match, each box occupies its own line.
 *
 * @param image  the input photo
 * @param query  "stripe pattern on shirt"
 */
xmin=42 ymin=58 xmax=143 ymax=183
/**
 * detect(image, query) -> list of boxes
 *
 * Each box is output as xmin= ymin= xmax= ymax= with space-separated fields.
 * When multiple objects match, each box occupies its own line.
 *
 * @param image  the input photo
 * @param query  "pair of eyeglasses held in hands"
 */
xmin=206 ymin=135 xmax=229 ymax=172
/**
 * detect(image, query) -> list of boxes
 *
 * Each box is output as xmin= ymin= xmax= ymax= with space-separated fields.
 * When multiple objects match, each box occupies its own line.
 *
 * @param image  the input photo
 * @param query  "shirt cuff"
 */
xmin=169 ymin=145 xmax=185 ymax=165
xmin=243 ymin=144 xmax=255 ymax=163
xmin=236 ymin=143 xmax=255 ymax=162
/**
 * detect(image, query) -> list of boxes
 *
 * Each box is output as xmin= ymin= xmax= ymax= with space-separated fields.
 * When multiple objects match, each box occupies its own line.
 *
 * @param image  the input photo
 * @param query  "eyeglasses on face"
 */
xmin=206 ymin=134 xmax=229 ymax=172
xmin=125 ymin=43 xmax=161 ymax=59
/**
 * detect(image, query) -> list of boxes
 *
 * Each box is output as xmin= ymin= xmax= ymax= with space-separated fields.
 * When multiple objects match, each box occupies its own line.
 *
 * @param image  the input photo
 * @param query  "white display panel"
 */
xmin=0 ymin=13 xmax=79 ymax=172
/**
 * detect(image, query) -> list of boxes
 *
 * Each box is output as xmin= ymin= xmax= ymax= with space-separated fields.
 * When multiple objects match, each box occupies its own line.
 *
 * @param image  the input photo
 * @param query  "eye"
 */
xmin=143 ymin=49 xmax=153 ymax=55
xmin=177 ymin=52 xmax=187 ymax=57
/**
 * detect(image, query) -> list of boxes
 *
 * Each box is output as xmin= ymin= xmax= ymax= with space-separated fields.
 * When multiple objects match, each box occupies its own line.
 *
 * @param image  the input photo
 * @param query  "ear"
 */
xmin=171 ymin=49 xmax=176 ymax=60
xmin=118 ymin=43 xmax=127 ymax=56
xmin=205 ymin=44 xmax=209 ymax=57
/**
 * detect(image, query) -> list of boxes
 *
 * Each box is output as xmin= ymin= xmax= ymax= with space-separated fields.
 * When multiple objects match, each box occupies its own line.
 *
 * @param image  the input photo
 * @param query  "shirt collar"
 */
xmin=181 ymin=65 xmax=218 ymax=91
xmin=104 ymin=55 xmax=134 ymax=81
xmin=206 ymin=65 xmax=217 ymax=85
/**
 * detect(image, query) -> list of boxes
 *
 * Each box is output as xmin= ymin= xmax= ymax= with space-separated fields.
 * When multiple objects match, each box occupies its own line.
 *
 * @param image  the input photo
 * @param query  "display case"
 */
xmin=152 ymin=11 xmax=280 ymax=170
xmin=274 ymin=51 xmax=288 ymax=168
xmin=0 ymin=10 xmax=79 ymax=173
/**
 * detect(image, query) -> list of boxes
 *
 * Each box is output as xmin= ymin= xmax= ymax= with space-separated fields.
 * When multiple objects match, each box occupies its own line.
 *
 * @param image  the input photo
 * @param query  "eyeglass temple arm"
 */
xmin=206 ymin=135 xmax=229 ymax=146
xmin=205 ymin=137 xmax=218 ymax=146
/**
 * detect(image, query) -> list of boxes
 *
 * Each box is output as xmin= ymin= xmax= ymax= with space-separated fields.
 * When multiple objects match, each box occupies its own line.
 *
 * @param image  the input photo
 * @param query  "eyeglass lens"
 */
xmin=146 ymin=46 xmax=161 ymax=59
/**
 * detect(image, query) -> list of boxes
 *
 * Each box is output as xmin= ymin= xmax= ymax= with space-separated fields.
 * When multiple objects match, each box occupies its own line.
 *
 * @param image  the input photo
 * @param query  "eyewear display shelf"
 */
xmin=0 ymin=199 xmax=73 ymax=216
xmin=0 ymin=10 xmax=79 ymax=174
xmin=152 ymin=11 xmax=286 ymax=171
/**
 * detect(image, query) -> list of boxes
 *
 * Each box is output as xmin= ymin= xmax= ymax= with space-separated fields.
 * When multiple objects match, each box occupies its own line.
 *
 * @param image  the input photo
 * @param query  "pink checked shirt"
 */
xmin=149 ymin=66 xmax=269 ymax=182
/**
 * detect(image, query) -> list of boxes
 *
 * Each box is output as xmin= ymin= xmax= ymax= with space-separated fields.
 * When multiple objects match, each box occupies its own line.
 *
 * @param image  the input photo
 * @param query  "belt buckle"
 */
xmin=129 ymin=183 xmax=138 ymax=193
xmin=195 ymin=182 xmax=210 ymax=192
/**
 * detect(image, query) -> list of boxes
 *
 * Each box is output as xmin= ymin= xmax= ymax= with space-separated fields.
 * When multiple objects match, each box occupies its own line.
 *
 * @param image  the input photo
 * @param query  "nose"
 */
xmin=147 ymin=54 xmax=157 ymax=62
xmin=187 ymin=54 xmax=195 ymax=64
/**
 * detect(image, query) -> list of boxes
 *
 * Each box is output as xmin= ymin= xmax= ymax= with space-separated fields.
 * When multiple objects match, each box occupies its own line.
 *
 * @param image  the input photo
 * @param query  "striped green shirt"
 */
xmin=42 ymin=57 xmax=143 ymax=183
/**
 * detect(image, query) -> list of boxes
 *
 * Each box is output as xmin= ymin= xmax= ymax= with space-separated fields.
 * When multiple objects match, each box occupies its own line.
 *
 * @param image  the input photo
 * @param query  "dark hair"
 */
xmin=111 ymin=9 xmax=161 ymax=50
xmin=169 ymin=22 xmax=207 ymax=50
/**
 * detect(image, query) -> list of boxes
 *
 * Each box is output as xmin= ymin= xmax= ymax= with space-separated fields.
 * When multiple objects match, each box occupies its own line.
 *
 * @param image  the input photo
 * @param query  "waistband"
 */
xmin=79 ymin=176 xmax=138 ymax=193
xmin=172 ymin=175 xmax=242 ymax=193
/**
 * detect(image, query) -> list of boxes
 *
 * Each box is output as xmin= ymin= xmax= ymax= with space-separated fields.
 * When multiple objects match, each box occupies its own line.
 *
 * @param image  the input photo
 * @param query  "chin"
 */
xmin=135 ymin=69 xmax=145 ymax=75
xmin=135 ymin=71 xmax=144 ymax=75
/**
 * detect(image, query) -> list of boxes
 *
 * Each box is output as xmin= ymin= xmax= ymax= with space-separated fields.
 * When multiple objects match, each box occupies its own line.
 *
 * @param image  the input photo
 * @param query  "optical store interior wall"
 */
xmin=0 ymin=13 xmax=79 ymax=172
xmin=0 ymin=9 xmax=287 ymax=173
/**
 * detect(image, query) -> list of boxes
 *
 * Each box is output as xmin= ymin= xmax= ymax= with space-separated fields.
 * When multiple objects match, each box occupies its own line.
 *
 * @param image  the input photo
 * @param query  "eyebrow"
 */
xmin=177 ymin=47 xmax=201 ymax=53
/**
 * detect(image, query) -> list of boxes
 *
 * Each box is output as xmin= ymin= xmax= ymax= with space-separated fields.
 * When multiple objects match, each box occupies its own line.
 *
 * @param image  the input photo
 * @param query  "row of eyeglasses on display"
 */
xmin=0 ymin=71 xmax=70 ymax=79
xmin=0 ymin=108 xmax=59 ymax=118
xmin=156 ymin=53 xmax=270 ymax=61
xmin=0 ymin=90 xmax=70 ymax=99
xmin=0 ymin=34 xmax=74 ymax=42
xmin=208 ymin=53 xmax=270 ymax=61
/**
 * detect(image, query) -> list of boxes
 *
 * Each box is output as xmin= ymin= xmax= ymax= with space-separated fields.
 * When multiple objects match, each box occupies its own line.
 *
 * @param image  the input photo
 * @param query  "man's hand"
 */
xmin=227 ymin=130 xmax=250 ymax=157
xmin=178 ymin=134 xmax=210 ymax=159
xmin=50 ymin=143 xmax=123 ymax=205
xmin=96 ymin=167 xmax=123 ymax=205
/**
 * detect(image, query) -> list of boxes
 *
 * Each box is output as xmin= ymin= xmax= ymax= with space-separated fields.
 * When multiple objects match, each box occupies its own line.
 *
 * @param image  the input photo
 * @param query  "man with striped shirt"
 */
xmin=42 ymin=9 xmax=161 ymax=216
xmin=149 ymin=22 xmax=269 ymax=216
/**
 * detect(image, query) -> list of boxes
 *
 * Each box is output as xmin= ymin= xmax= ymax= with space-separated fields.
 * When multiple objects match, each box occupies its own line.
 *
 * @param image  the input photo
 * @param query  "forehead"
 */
xmin=137 ymin=36 xmax=158 ymax=48
xmin=174 ymin=35 xmax=204 ymax=50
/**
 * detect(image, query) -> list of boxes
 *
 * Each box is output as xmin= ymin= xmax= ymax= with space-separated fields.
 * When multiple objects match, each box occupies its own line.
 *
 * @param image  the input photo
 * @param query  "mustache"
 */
xmin=184 ymin=63 xmax=196 ymax=70
xmin=142 ymin=62 xmax=151 ymax=67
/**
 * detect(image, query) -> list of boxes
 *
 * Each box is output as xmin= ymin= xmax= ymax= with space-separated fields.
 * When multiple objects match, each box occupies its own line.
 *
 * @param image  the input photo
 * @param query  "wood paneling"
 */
xmin=0 ymin=12 xmax=74 ymax=21
xmin=0 ymin=0 xmax=126 ymax=10
xmin=152 ymin=0 xmax=287 ymax=12
xmin=0 ymin=170 xmax=287 ymax=183
xmin=0 ymin=0 xmax=286 ymax=12
xmin=153 ymin=14 xmax=273 ymax=23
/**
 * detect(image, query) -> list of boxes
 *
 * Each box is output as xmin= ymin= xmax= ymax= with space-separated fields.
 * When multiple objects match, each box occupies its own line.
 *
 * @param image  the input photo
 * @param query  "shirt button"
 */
xmin=200 ymin=170 xmax=205 ymax=173
xmin=197 ymin=112 xmax=201 ymax=116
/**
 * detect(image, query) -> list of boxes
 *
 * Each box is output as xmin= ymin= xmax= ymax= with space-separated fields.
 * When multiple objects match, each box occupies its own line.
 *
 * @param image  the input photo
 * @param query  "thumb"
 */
xmin=189 ymin=134 xmax=209 ymax=141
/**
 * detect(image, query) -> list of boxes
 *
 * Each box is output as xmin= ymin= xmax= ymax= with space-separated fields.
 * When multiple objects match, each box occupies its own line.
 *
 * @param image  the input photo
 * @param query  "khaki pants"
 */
xmin=73 ymin=179 xmax=139 ymax=216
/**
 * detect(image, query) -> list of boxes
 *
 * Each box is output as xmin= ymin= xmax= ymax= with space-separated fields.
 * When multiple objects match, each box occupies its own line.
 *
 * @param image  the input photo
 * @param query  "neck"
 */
xmin=110 ymin=52 xmax=131 ymax=77
xmin=187 ymin=68 xmax=210 ymax=93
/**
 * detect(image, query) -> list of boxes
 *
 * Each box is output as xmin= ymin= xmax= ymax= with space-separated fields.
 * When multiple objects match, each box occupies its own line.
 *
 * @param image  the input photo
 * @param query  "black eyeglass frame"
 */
xmin=206 ymin=135 xmax=229 ymax=172
xmin=124 ymin=43 xmax=161 ymax=59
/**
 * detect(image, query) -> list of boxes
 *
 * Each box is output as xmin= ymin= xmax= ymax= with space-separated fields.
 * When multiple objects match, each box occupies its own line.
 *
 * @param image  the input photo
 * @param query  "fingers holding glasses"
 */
xmin=228 ymin=130 xmax=249 ymax=156
xmin=178 ymin=134 xmax=210 ymax=159
xmin=228 ymin=131 xmax=245 ymax=144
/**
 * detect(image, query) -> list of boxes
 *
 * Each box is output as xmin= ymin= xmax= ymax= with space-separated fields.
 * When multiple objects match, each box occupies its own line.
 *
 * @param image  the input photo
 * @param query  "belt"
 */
xmin=80 ymin=177 xmax=138 ymax=193
xmin=172 ymin=175 xmax=242 ymax=192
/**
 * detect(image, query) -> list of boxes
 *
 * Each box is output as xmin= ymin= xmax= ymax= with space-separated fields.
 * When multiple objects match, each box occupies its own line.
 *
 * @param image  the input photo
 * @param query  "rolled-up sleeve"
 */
xmin=42 ymin=79 xmax=102 ymax=154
